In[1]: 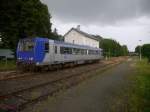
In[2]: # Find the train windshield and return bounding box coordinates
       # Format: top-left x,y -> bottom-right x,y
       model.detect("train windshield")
18,39 -> 35,51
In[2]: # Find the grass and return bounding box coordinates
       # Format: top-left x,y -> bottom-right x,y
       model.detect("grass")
0,60 -> 16,71
108,58 -> 150,112
130,58 -> 150,112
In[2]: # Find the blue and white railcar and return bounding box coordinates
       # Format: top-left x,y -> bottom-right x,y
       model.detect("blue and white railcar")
17,37 -> 103,68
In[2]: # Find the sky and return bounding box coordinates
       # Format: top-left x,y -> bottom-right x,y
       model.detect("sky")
41,0 -> 150,51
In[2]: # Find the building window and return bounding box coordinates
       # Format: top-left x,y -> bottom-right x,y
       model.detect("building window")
73,40 -> 75,44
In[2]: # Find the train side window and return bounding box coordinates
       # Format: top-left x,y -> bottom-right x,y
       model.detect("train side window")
88,50 -> 95,55
69,48 -> 72,54
72,48 -> 76,55
64,47 -> 70,54
84,49 -> 87,55
96,50 -> 99,55
45,43 -> 49,53
55,46 -> 57,54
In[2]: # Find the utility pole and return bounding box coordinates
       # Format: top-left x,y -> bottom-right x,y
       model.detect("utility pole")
139,40 -> 142,61
109,48 -> 111,59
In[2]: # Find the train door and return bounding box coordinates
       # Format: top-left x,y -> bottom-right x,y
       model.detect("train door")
42,40 -> 54,64
48,41 -> 54,63
54,45 -> 61,63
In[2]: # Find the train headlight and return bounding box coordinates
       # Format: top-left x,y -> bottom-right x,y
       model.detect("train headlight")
29,57 -> 33,61
18,57 -> 22,60
36,62 -> 39,65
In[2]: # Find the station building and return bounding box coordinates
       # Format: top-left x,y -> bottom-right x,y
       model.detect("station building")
64,26 -> 100,48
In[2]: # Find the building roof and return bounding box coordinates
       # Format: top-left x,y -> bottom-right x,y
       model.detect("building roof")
0,49 -> 14,58
64,28 -> 101,41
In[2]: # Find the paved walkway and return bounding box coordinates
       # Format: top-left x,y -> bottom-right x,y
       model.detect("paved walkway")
23,58 -> 134,112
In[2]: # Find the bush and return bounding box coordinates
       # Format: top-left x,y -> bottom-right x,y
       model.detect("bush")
0,59 -> 16,71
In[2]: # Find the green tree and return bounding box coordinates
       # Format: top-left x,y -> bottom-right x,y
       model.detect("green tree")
141,44 -> 150,62
0,0 -> 52,51
135,45 -> 140,54
121,45 -> 128,56
51,28 -> 63,41
99,38 -> 128,57
19,0 -> 52,37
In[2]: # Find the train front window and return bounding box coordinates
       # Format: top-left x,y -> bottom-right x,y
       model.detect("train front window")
18,40 -> 34,51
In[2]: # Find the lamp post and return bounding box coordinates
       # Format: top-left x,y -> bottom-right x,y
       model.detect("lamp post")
139,40 -> 142,61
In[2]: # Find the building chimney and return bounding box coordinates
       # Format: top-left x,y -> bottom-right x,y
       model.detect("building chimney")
77,25 -> 80,30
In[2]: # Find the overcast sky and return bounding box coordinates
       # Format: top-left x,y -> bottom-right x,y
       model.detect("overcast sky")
41,0 -> 150,51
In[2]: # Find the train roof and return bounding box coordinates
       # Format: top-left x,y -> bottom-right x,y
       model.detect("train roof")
33,37 -> 102,50
53,39 -> 102,50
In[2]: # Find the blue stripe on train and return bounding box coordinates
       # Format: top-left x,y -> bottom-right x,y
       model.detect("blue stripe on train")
34,37 -> 49,63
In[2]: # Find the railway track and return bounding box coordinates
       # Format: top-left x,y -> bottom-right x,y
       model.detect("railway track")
0,57 -> 123,81
0,71 -> 28,81
0,59 -> 125,112
0,63 -> 99,81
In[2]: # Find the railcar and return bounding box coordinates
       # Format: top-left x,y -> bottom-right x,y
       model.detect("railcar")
17,37 -> 103,71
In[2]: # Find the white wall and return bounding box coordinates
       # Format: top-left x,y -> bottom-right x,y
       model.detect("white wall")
64,30 -> 99,48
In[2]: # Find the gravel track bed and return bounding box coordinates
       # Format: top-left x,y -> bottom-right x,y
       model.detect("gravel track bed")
0,61 -> 114,96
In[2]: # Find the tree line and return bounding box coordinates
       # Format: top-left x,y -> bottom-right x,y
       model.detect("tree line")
135,44 -> 150,62
0,0 -> 128,57
98,37 -> 128,57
